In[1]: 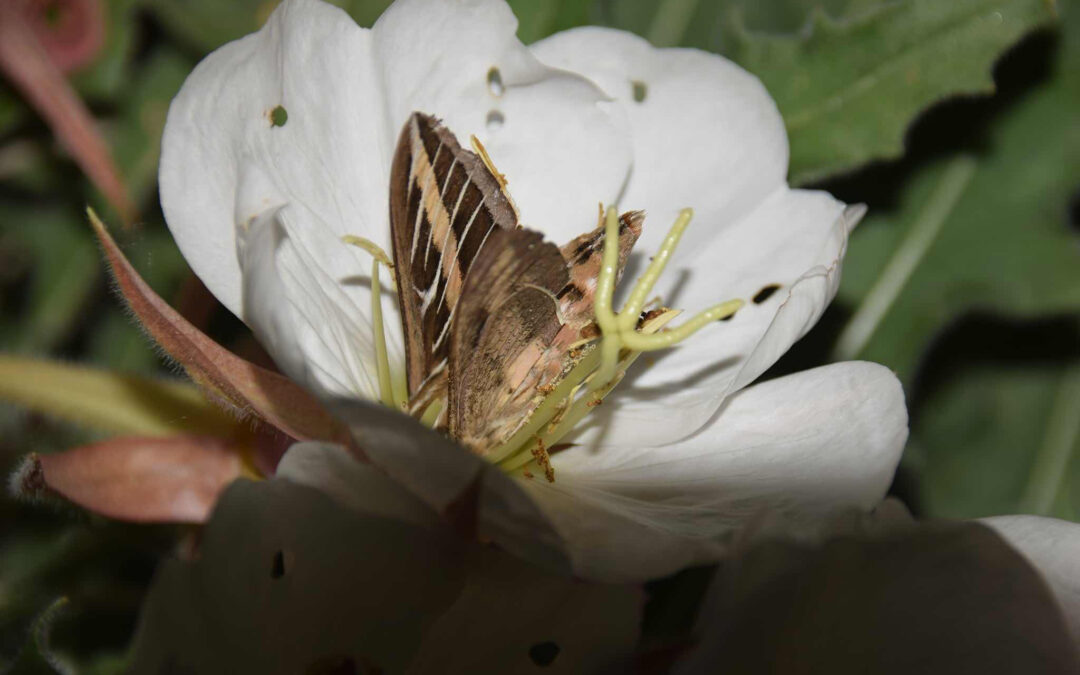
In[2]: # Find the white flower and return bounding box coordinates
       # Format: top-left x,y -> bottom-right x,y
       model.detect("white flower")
159,0 -> 908,580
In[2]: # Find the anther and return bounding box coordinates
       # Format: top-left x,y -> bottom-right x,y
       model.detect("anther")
590,205 -> 744,390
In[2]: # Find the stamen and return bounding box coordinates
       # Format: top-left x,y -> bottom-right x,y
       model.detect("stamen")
342,235 -> 396,408
620,299 -> 742,351
616,208 -> 693,332
530,438 -> 556,483
590,205 -> 744,391
497,310 -> 680,475
590,206 -> 624,391
486,347 -> 603,465
342,235 -> 394,269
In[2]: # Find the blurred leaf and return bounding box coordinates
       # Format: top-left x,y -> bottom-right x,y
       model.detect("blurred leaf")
506,0 -> 595,44
5,598 -> 73,675
0,89 -> 28,138
674,516 -> 1080,673
0,203 -> 99,354
0,0 -> 137,138
914,340 -> 1079,520
141,0 -> 267,53
600,0 -> 887,48
0,4 -> 135,223
730,0 -> 1058,183
834,16 -> 1080,376
67,0 -> 140,100
110,47 -> 193,208
332,0 -> 395,28
0,356 -> 236,438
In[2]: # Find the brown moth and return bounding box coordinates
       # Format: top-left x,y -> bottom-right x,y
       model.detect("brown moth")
389,112 -> 641,455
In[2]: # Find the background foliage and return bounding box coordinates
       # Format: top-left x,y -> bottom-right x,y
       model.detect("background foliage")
0,0 -> 1076,669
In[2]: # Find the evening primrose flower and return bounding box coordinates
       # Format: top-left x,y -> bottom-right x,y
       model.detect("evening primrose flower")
158,0 -> 907,580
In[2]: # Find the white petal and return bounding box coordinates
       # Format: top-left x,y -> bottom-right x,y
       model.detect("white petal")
527,362 -> 907,581
236,204 -> 386,398
531,27 -> 786,257
276,441 -> 439,528
534,27 -> 857,445
983,515 -> 1080,645
161,0 -> 387,319
373,0 -> 631,243
161,0 -> 631,393
572,193 -> 855,448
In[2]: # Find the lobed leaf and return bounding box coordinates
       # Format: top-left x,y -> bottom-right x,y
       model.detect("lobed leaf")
730,0 -> 1059,183
834,18 -> 1080,376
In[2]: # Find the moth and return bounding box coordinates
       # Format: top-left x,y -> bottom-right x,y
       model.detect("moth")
389,112 -> 641,456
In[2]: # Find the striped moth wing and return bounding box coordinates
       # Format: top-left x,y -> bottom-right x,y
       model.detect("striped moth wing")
388,112 -> 519,412
390,112 -> 642,454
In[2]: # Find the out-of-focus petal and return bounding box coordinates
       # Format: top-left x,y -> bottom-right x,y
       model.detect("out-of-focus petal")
984,515 -> 1080,645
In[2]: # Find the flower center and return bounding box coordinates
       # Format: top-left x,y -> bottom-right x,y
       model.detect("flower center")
345,206 -> 743,482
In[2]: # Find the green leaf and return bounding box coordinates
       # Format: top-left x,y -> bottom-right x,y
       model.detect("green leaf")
67,0 -> 140,100
0,202 -> 100,354
601,0 -> 889,49
913,338 -> 1080,520
834,16 -> 1080,377
144,0 -> 395,52
506,0 -> 595,44
109,47 -> 193,207
141,0 -> 267,53
730,0 -> 1059,183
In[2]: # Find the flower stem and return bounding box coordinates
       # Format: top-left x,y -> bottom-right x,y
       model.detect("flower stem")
834,156 -> 976,361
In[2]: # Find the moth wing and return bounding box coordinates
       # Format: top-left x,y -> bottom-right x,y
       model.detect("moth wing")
448,227 -> 570,454
389,112 -> 519,402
